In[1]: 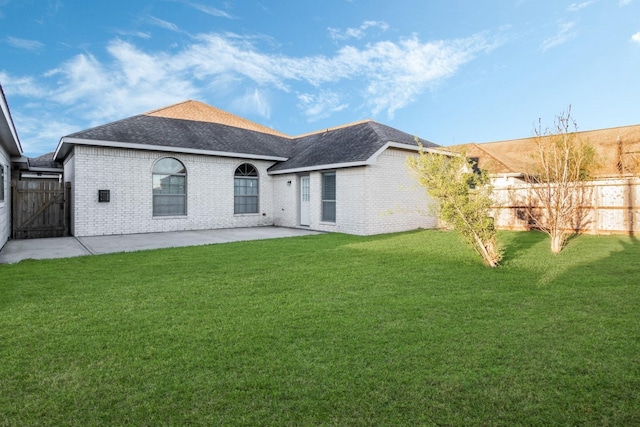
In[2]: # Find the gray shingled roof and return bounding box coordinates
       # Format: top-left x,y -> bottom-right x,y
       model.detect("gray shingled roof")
58,108 -> 439,172
270,121 -> 437,172
29,152 -> 62,169
62,115 -> 294,159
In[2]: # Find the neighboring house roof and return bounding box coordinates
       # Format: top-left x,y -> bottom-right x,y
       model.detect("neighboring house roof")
0,83 -> 23,157
28,152 -> 63,171
450,124 -> 640,178
54,101 -> 441,173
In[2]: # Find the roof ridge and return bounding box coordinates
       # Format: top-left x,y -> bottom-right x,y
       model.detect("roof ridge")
144,100 -> 291,138
293,119 -> 374,138
142,100 -> 197,116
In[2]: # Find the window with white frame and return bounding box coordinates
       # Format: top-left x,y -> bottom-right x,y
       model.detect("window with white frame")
234,163 -> 259,214
321,171 -> 336,222
0,165 -> 5,202
152,158 -> 186,216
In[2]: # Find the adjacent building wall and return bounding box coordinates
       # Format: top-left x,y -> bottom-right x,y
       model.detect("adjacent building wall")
0,149 -> 10,248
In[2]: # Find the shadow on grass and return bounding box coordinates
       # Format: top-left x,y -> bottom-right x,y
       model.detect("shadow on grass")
498,230 -> 548,264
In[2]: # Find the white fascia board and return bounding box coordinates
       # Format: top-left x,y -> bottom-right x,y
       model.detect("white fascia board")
268,142 -> 457,175
365,141 -> 458,165
268,161 -> 369,175
54,137 -> 289,162
0,99 -> 23,156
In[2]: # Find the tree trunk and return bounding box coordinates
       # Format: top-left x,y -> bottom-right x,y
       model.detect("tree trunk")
550,232 -> 565,253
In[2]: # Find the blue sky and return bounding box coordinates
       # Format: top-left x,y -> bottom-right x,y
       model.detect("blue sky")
1,0 -> 639,157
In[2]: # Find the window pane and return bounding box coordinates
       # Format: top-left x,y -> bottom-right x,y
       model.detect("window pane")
322,172 -> 336,222
234,176 -> 259,214
235,163 -> 258,177
153,195 -> 186,216
322,173 -> 336,200
154,175 -> 185,194
153,158 -> 186,175
234,196 -> 258,214
153,158 -> 186,216
0,166 -> 4,201
322,201 -> 336,222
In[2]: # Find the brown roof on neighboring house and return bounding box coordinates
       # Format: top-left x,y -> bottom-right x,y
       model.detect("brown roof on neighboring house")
450,124 -> 640,177
144,100 -> 290,138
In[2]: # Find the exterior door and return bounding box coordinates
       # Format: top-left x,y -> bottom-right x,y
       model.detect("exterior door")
300,175 -> 310,226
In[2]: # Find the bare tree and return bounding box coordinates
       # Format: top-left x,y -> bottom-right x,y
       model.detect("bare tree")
524,107 -> 596,253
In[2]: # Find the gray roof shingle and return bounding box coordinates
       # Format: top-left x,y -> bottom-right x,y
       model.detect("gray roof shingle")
57,102 -> 440,172
63,115 -> 293,159
269,121 -> 438,172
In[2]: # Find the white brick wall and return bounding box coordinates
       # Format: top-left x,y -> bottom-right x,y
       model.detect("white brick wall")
271,148 -> 437,235
362,148 -> 438,235
0,149 -> 10,248
70,146 -> 277,236
68,145 -> 438,237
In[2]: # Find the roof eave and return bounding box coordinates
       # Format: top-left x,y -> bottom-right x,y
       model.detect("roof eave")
268,142 -> 454,175
54,137 -> 289,162
269,161 -> 370,175
0,86 -> 23,156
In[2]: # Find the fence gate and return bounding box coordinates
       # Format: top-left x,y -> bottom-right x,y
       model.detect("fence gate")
12,180 -> 70,239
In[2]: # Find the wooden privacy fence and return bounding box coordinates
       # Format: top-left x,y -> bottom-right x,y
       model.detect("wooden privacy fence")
491,178 -> 640,235
12,180 -> 71,239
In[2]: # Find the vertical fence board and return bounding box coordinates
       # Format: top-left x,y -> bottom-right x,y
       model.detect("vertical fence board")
492,178 -> 640,235
12,180 -> 70,239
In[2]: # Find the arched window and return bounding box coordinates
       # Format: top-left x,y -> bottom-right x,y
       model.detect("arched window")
152,158 -> 186,216
234,163 -> 259,214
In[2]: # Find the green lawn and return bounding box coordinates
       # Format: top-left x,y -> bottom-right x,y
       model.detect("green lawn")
1,230 -> 639,426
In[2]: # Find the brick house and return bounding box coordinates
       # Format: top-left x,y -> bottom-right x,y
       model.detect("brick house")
54,101 -> 447,237
0,84 -> 23,249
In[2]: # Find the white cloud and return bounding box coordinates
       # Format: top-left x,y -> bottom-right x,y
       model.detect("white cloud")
187,2 -> 234,19
632,32 -> 640,43
7,30 -> 499,153
542,21 -> 576,52
6,36 -> 45,51
328,21 -> 389,41
297,91 -> 348,121
619,0 -> 632,6
567,1 -> 596,12
114,30 -> 151,39
146,16 -> 181,32
0,71 -> 47,97
231,88 -> 272,119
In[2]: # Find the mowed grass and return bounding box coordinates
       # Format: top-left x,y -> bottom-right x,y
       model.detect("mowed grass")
1,230 -> 639,426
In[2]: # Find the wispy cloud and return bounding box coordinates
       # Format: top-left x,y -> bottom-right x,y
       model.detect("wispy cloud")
6,36 -> 45,51
632,32 -> 640,43
542,21 -> 576,52
146,16 -> 181,32
0,71 -> 47,97
187,2 -> 234,19
567,1 -> 596,12
114,30 -> 151,39
231,88 -> 271,119
6,30 -> 499,153
619,0 -> 632,6
328,21 -> 389,41
297,90 -> 349,121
